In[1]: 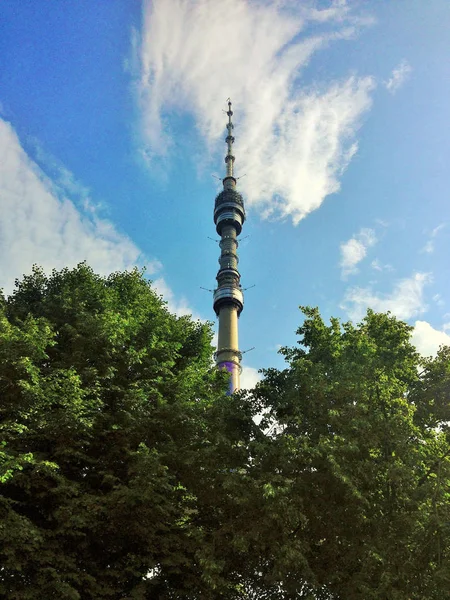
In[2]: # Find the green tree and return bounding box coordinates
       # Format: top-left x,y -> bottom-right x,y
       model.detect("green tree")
0,265 -> 262,599
251,308 -> 450,599
1,267 -> 449,599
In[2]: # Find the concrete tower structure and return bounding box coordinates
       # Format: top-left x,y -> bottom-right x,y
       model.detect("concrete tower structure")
213,100 -> 245,392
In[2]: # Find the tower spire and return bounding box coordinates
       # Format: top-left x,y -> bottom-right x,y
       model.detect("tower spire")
225,98 -> 235,179
213,99 -> 246,393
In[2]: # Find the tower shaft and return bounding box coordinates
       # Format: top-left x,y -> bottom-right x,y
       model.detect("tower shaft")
213,100 -> 245,393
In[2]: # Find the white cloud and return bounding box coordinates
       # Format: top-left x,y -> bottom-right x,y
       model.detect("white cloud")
411,321 -> 450,357
0,117 -> 160,295
339,227 -> 377,278
385,60 -> 412,94
136,0 -> 375,224
342,272 -> 431,321
240,365 -> 262,390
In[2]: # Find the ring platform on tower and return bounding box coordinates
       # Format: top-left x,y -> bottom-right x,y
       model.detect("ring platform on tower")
213,286 -> 244,316
214,188 -> 246,235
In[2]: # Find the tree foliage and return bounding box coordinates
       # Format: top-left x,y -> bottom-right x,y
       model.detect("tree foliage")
1,267 -> 449,599
0,265 -> 262,598
252,308 -> 450,599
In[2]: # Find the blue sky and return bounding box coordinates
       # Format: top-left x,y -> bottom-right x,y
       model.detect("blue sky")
1,0 -> 449,387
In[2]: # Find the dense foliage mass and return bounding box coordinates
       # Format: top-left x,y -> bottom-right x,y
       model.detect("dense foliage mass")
252,308 -> 450,599
0,266 -> 449,599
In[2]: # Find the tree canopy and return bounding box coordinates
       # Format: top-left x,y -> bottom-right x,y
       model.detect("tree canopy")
252,308 -> 450,599
0,266 -> 449,599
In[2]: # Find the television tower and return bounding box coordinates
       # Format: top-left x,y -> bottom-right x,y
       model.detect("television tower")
213,100 -> 245,392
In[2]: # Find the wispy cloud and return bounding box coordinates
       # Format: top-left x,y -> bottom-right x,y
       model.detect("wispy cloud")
431,223 -> 446,236
371,259 -> 393,272
421,222 -> 446,254
385,59 -> 412,94
432,293 -> 445,308
341,272 -> 431,321
0,117 -> 159,294
339,227 -> 377,278
411,321 -> 450,357
136,0 -> 375,224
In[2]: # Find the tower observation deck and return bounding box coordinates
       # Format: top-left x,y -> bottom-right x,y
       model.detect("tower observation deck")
213,100 -> 245,392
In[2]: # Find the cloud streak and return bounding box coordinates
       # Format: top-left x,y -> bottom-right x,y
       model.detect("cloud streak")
136,0 -> 375,224
0,117 -> 159,294
421,222 -> 446,255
